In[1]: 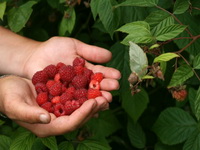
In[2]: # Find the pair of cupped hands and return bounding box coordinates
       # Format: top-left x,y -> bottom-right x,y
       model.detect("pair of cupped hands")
0,37 -> 121,137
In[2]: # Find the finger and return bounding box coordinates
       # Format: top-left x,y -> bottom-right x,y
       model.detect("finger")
100,78 -> 120,91
72,38 -> 112,63
101,91 -> 113,103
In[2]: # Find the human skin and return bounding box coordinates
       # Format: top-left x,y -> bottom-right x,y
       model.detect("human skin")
0,26 -> 121,137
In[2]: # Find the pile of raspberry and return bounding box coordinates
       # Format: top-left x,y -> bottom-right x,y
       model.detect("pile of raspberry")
32,57 -> 103,117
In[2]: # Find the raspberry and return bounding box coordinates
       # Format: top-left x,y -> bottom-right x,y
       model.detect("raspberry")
91,72 -> 103,82
56,62 -> 66,70
51,96 -> 61,104
60,92 -> 73,104
54,103 -> 66,117
74,66 -> 84,75
36,92 -> 48,106
64,100 -> 80,115
46,80 -> 56,91
89,80 -> 100,90
49,82 -> 62,96
87,89 -> 102,99
54,73 -> 61,82
73,57 -> 85,67
77,97 -> 87,105
72,75 -> 88,89
74,89 -> 87,100
43,64 -> 58,78
32,70 -> 48,85
172,89 -> 187,101
35,83 -> 48,93
59,65 -> 75,82
65,87 -> 76,95
41,102 -> 54,113
83,68 -> 93,80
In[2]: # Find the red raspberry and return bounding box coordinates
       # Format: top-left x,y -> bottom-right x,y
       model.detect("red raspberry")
87,89 -> 102,99
51,96 -> 61,104
65,87 -> 76,95
35,83 -> 48,93
54,73 -> 61,82
41,102 -> 54,113
73,57 -> 85,67
60,92 -> 73,104
91,72 -> 103,82
64,100 -> 80,115
43,64 -> 58,78
72,75 -> 88,89
36,92 -> 48,106
49,82 -> 62,96
83,68 -> 93,80
172,90 -> 187,101
59,65 -> 75,82
77,97 -> 87,105
56,62 -> 66,70
89,80 -> 100,90
46,80 -> 56,91
54,103 -> 66,117
74,89 -> 87,100
74,66 -> 84,75
32,70 -> 48,85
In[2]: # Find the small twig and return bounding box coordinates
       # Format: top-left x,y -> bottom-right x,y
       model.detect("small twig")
159,36 -> 194,46
192,7 -> 200,11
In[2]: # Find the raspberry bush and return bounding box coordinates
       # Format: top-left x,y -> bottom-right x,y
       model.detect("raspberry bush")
1,0 -> 200,150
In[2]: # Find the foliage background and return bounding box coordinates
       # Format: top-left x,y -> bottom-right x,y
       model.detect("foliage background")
0,0 -> 200,149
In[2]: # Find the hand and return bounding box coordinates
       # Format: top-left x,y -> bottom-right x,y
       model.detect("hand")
0,75 -> 113,137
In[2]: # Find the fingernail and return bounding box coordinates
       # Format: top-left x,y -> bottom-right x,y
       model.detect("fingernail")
39,114 -> 49,123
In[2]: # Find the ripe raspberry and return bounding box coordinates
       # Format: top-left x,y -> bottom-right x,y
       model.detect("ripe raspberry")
172,90 -> 187,101
56,62 -> 66,70
49,82 -> 62,96
43,64 -> 58,78
77,97 -> 87,105
35,83 -> 48,93
36,92 -> 48,106
73,57 -> 85,67
46,80 -> 56,91
72,75 -> 88,89
54,73 -> 61,82
54,103 -> 66,117
51,96 -> 61,104
59,65 -> 75,82
91,72 -> 103,82
32,70 -> 48,85
65,87 -> 76,95
74,66 -> 84,75
83,68 -> 93,80
89,80 -> 100,90
87,89 -> 102,99
74,89 -> 87,100
41,102 -> 54,113
64,100 -> 80,115
60,92 -> 73,104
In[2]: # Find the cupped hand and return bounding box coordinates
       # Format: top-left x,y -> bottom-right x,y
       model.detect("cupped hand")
0,75 -> 113,137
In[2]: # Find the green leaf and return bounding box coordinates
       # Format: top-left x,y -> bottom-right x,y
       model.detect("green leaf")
31,139 -> 46,150
155,141 -> 182,150
153,107 -> 197,145
168,65 -> 194,88
193,53 -> 200,69
59,8 -> 76,36
188,88 -> 197,116
40,136 -> 58,150
173,0 -> 190,15
127,119 -> 146,149
183,130 -> 200,150
10,131 -> 36,150
155,24 -> 187,41
115,0 -> 159,8
58,141 -> 74,150
129,42 -> 148,78
122,89 -> 149,122
0,135 -> 12,150
7,1 -> 37,32
77,140 -> 111,150
0,1 -> 6,20
153,53 -> 179,63
90,0 -> 100,20
194,87 -> 200,121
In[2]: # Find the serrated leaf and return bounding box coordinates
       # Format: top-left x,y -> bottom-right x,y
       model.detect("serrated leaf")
122,89 -> 149,122
153,107 -> 197,145
7,1 -> 37,32
129,42 -> 148,78
155,141 -> 182,150
58,141 -> 74,150
173,0 -> 190,15
90,0 -> 100,20
77,140 -> 111,150
193,53 -> 200,69
59,8 -> 76,36
183,130 -> 200,150
168,65 -> 194,88
155,24 -> 187,41
194,87 -> 200,121
0,1 -> 6,20
10,131 -> 36,150
188,88 -> 197,116
153,53 -> 179,63
127,119 -> 146,149
0,135 -> 12,150
115,0 -> 158,8
40,136 -> 58,150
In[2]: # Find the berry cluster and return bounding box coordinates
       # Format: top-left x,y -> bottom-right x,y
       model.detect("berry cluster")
32,57 -> 103,117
